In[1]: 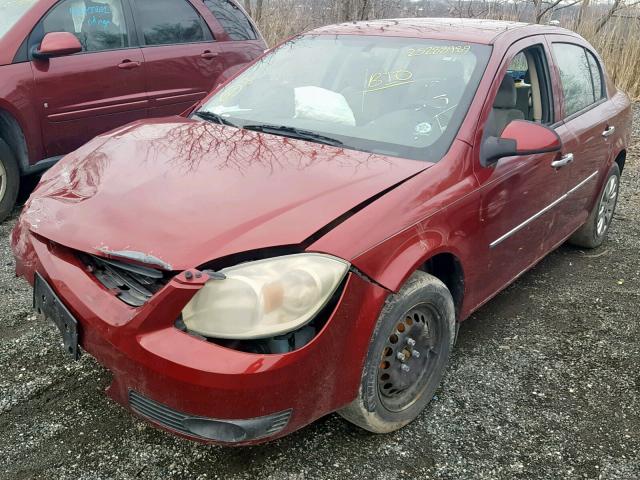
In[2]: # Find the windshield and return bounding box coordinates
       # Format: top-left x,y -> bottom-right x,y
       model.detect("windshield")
198,35 -> 491,161
0,0 -> 38,39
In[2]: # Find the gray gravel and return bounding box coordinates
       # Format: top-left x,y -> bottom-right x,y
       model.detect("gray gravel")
0,107 -> 639,480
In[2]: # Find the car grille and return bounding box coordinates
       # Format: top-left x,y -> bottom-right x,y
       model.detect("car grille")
81,254 -> 169,307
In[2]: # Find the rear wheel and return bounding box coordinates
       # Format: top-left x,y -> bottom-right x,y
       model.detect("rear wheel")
569,164 -> 620,249
338,271 -> 455,433
0,138 -> 20,223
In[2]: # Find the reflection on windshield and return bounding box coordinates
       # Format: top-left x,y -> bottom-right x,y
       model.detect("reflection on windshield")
0,0 -> 38,38
198,35 -> 491,162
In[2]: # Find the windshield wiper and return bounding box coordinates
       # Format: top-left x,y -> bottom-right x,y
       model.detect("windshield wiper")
194,111 -> 238,128
242,124 -> 344,147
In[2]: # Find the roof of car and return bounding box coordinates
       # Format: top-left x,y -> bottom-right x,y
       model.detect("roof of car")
309,17 -> 571,44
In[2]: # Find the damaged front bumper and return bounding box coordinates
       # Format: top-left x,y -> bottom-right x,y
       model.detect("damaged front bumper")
11,222 -> 389,445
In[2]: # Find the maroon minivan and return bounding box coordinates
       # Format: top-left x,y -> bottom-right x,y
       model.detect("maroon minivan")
0,0 -> 266,221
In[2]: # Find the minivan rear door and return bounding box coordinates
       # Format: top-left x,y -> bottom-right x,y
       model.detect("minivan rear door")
130,0 -> 224,117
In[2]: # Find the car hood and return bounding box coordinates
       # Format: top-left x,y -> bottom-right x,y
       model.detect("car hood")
22,118 -> 430,270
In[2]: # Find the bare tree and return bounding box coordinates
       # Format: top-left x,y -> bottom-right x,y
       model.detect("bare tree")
531,0 -> 582,23
593,0 -> 640,33
575,0 -> 590,29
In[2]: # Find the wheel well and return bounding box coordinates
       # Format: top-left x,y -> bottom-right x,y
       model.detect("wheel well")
614,150 -> 626,173
419,253 -> 464,320
0,109 -> 29,173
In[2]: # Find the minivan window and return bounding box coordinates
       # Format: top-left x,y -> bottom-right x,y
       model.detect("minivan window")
552,43 -> 597,117
0,0 -> 38,39
204,0 -> 256,41
134,0 -> 211,46
198,35 -> 491,162
39,0 -> 129,52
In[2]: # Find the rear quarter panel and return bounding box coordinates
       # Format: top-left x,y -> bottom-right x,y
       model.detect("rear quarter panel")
609,89 -> 633,165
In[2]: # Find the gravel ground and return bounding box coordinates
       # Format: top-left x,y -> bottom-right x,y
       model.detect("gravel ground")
1,108 -> 639,480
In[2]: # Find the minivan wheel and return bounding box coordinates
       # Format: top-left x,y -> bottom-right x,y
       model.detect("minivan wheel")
338,271 -> 455,433
569,163 -> 620,249
0,138 -> 20,223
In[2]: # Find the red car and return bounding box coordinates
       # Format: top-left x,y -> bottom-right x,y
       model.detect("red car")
12,18 -> 631,445
0,0 -> 266,221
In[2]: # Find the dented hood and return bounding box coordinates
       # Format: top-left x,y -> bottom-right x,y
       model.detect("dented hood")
22,118 -> 430,270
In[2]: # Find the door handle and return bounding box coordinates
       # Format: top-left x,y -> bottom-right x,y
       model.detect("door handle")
118,60 -> 141,69
551,153 -> 574,169
602,126 -> 616,138
201,50 -> 218,59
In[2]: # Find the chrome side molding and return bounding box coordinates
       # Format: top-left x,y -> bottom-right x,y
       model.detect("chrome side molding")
490,170 -> 599,248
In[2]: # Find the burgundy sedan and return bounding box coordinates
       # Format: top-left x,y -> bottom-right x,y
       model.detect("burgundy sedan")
12,18 -> 631,444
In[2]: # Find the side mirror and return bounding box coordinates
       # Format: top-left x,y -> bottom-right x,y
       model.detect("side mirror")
481,119 -> 562,167
32,32 -> 82,60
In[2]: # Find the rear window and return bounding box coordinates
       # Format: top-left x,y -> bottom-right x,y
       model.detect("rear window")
0,0 -> 38,39
204,0 -> 256,41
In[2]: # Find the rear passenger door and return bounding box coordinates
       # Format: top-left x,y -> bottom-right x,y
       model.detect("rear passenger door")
131,0 -> 224,117
547,38 -> 614,238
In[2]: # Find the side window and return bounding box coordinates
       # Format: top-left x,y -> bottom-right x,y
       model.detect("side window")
586,50 -> 605,100
552,43 -> 597,117
40,0 -> 129,52
204,0 -> 256,41
487,45 -> 552,138
134,0 -> 211,46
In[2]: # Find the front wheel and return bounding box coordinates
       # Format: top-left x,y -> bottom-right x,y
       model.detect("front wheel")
569,163 -> 620,249
0,138 -> 20,223
338,271 -> 455,433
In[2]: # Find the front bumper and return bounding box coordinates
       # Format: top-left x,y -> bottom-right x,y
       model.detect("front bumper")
12,223 -> 389,445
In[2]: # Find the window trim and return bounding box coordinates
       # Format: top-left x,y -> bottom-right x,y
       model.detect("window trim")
550,41 -> 606,122
529,44 -> 555,126
585,49 -> 606,101
26,0 -> 138,58
130,0 -> 215,48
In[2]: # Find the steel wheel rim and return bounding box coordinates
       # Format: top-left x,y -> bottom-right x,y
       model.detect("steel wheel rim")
596,176 -> 618,237
377,304 -> 443,412
0,158 -> 6,202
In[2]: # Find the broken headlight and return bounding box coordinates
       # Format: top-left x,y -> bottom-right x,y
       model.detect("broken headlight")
181,253 -> 350,340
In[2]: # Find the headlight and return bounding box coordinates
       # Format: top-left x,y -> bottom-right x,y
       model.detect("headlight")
181,254 -> 350,339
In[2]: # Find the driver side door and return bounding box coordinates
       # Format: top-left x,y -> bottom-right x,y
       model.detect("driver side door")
472,37 -> 569,300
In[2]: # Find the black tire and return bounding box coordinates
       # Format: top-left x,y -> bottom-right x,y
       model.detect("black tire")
569,163 -> 620,249
0,138 -> 20,223
338,271 -> 455,433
